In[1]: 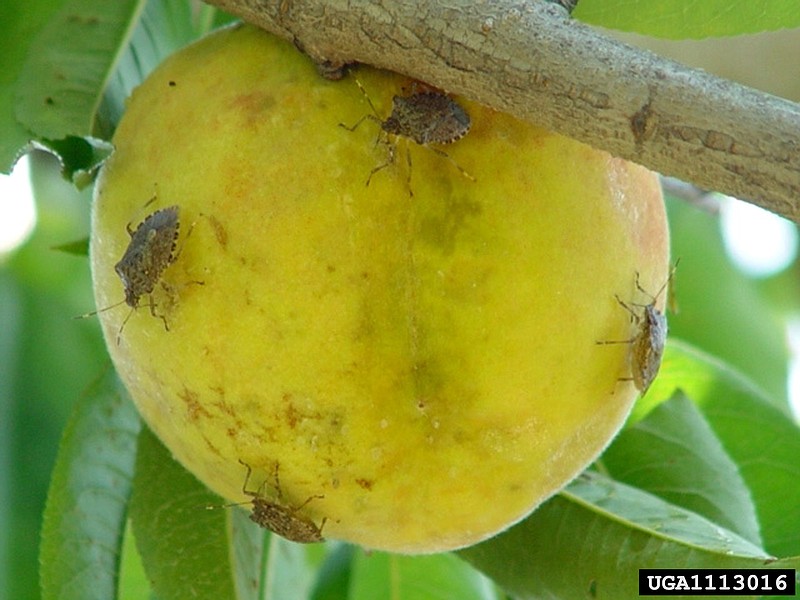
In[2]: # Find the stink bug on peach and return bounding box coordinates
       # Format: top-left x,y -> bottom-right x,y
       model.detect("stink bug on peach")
339,80 -> 474,193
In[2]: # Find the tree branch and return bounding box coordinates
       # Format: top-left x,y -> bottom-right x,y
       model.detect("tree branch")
204,0 -> 800,223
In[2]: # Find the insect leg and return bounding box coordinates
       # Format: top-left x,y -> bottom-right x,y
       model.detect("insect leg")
126,191 -> 159,236
614,294 -> 642,322
238,459 -> 255,495
292,494 -> 325,512
405,145 -> 413,197
365,140 -> 396,187
338,113 -> 381,133
147,294 -> 169,331
173,219 -> 196,262
115,307 -> 136,346
595,337 -> 636,345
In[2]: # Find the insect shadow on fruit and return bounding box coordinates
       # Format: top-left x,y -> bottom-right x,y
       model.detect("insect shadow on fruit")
338,79 -> 475,196
77,193 -> 201,344
596,262 -> 679,394
233,459 -> 327,544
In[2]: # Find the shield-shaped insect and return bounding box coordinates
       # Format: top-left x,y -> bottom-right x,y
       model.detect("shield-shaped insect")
238,460 -> 326,544
597,264 -> 677,394
77,200 -> 190,343
339,80 -> 474,193
115,205 -> 181,312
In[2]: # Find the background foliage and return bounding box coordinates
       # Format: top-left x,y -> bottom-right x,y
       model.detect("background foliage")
2,1 -> 800,599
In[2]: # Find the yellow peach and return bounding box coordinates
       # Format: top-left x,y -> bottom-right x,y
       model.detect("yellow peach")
90,24 -> 669,553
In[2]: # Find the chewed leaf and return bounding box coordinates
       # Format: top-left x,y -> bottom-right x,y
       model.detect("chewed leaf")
31,135 -> 114,187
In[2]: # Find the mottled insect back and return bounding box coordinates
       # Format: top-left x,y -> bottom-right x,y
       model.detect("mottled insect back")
382,91 -> 471,145
339,79 -> 474,191
115,205 -> 180,309
625,302 -> 667,393
78,199 -> 187,344
238,460 -> 326,544
597,266 -> 676,394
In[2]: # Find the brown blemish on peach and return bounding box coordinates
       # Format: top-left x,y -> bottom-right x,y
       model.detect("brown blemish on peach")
212,402 -> 235,417
200,432 -> 221,455
228,92 -> 276,126
207,214 -> 228,249
179,386 -> 211,421
356,478 -> 374,490
284,397 -> 300,429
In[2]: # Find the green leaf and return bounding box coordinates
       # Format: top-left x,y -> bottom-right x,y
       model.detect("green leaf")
1,0 -> 229,174
602,391 -> 762,547
129,425 -> 238,600
101,0 -> 217,136
51,237 -> 90,257
350,551 -> 499,600
263,536 -> 321,599
665,198 -> 789,404
119,521 -> 153,600
39,370 -> 141,600
310,544 -> 356,600
643,340 -> 800,558
31,136 -> 114,189
574,0 -> 800,39
131,426 -> 342,600
14,0 -> 144,140
230,506 -> 268,600
460,472 -> 775,600
0,0 -> 62,173
0,274 -> 17,594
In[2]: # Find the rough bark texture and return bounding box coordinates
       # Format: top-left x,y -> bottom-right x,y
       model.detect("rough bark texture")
204,0 -> 800,222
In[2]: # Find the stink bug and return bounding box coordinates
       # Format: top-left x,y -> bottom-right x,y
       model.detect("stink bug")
115,204 -> 181,316
597,264 -> 677,394
339,80 -> 474,193
78,196 -> 196,343
238,460 -> 326,544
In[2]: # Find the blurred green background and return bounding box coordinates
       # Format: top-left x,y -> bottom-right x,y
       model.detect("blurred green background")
2,25 -> 800,600
1,153 -> 110,599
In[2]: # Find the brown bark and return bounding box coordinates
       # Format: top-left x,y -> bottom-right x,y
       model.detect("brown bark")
205,0 -> 800,222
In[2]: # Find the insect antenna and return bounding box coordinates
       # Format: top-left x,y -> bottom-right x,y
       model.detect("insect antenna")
338,79 -> 383,133
74,300 -> 148,346
74,299 -> 127,320
204,499 -> 252,511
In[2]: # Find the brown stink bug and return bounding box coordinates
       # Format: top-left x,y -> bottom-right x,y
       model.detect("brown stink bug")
597,264 -> 677,394
78,197 -> 195,343
339,79 -> 474,193
238,459 -> 326,544
115,204 -> 181,315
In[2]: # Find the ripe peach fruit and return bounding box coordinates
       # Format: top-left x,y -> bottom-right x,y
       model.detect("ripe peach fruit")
90,24 -> 669,552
